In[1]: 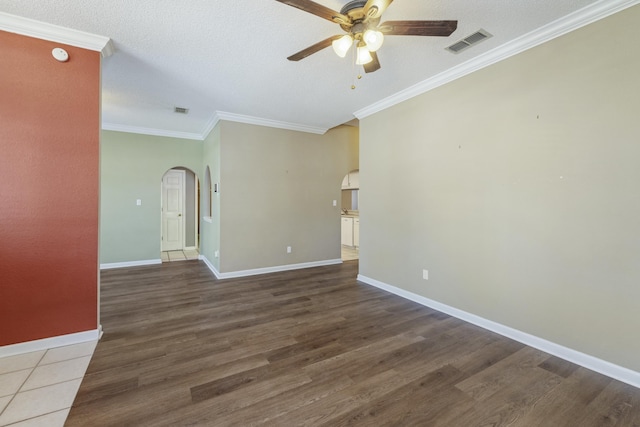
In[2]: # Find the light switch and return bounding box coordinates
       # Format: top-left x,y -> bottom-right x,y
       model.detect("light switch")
332,200 -> 337,206
136,199 -> 142,206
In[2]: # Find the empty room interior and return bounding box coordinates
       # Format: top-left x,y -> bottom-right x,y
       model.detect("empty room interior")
1,0 -> 639,425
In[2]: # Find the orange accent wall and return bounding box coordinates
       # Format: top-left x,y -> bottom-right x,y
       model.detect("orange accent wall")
0,30 -> 100,346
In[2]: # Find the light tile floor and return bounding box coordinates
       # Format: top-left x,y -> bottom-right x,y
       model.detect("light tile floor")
0,341 -> 97,427
342,245 -> 359,261
161,248 -> 200,262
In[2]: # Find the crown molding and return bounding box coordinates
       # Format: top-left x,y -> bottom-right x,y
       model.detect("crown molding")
215,111 -> 328,135
104,111 -> 327,141
354,0 -> 640,119
200,113 -> 221,139
102,122 -> 204,141
101,39 -> 116,58
0,12 -> 114,58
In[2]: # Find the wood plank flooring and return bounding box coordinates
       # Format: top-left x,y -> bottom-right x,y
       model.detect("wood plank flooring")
66,260 -> 640,426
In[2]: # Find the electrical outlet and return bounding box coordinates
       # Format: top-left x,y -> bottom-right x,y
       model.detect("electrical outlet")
287,246 -> 292,253
423,269 -> 429,280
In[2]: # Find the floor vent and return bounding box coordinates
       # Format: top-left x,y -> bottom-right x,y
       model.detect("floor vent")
174,106 -> 189,114
446,29 -> 492,54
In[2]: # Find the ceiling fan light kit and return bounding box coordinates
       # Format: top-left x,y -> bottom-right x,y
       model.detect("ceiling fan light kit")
363,29 -> 384,51
356,43 -> 373,65
332,34 -> 353,57
277,0 -> 458,75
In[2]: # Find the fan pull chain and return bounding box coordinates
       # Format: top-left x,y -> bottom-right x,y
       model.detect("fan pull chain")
351,41 -> 357,90
352,73 -> 362,90
351,41 -> 362,90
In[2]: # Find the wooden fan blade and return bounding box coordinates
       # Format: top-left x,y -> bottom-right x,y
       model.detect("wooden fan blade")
379,20 -> 458,36
363,0 -> 393,20
276,0 -> 350,25
363,51 -> 381,73
287,35 -> 342,61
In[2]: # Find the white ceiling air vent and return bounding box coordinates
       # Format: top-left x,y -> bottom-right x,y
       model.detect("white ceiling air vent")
446,29 -> 492,54
174,106 -> 189,114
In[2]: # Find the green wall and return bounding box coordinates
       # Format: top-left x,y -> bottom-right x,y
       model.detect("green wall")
359,6 -> 640,372
100,131 -> 202,264
200,123 -> 221,271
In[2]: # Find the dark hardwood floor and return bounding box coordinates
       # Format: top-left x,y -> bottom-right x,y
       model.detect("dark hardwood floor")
66,260 -> 640,426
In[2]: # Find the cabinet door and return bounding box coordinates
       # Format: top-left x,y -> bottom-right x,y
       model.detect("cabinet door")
341,217 -> 353,246
349,171 -> 359,189
353,218 -> 360,247
342,174 -> 350,189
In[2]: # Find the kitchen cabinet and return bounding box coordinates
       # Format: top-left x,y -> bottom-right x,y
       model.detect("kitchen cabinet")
341,217 -> 353,246
341,170 -> 359,189
349,171 -> 359,189
341,216 -> 360,247
353,217 -> 360,247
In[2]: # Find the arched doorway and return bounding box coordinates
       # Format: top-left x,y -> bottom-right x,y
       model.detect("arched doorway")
161,167 -> 200,262
341,169 -> 359,261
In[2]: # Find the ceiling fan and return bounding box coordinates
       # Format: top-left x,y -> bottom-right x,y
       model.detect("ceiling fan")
276,0 -> 458,73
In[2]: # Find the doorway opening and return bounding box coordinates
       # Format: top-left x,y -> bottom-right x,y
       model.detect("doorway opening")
160,167 -> 200,262
341,169 -> 359,261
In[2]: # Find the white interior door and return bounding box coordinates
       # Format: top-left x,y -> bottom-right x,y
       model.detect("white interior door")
162,169 -> 185,251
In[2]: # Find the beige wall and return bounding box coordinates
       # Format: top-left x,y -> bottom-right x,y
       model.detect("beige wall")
219,121 -> 359,272
359,6 -> 640,372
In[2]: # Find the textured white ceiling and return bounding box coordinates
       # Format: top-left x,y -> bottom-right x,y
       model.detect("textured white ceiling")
0,0 -> 623,137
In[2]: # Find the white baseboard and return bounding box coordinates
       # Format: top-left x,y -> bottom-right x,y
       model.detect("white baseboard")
100,259 -> 162,270
357,274 -> 640,390
0,328 -> 101,358
199,255 -> 221,279
199,256 -> 342,280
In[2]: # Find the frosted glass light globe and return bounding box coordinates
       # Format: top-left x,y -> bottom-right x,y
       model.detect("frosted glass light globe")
363,30 -> 384,51
332,35 -> 353,58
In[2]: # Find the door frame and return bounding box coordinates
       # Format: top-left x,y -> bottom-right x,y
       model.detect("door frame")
184,176 -> 199,250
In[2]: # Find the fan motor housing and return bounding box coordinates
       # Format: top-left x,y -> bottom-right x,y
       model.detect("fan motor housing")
340,0 -> 367,15
339,0 -> 380,33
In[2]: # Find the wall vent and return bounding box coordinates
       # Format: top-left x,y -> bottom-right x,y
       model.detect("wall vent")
446,29 -> 492,54
174,106 -> 189,114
